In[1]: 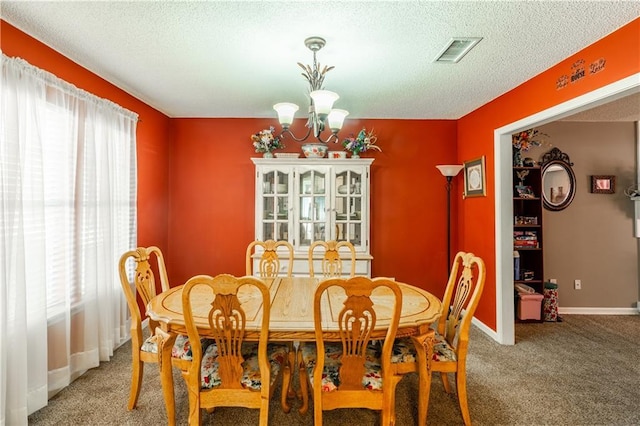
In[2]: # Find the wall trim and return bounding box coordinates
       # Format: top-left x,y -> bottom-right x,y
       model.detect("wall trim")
559,307 -> 640,315
471,316 -> 502,343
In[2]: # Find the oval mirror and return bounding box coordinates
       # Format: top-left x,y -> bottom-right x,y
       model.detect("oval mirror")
541,148 -> 576,211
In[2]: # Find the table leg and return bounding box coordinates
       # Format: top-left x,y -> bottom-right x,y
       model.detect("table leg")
411,329 -> 435,426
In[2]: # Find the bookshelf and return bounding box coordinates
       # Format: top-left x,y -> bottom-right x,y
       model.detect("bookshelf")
513,165 -> 544,322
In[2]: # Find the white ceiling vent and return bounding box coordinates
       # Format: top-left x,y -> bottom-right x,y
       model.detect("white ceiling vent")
434,37 -> 482,63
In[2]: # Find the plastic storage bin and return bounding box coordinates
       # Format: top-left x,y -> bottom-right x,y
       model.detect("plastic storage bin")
517,292 -> 544,320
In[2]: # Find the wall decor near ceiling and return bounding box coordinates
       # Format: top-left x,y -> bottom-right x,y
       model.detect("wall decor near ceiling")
591,175 -> 616,194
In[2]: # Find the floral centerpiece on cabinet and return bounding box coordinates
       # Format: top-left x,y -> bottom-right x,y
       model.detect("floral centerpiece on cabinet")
251,126 -> 285,157
342,128 -> 382,158
512,128 -> 548,166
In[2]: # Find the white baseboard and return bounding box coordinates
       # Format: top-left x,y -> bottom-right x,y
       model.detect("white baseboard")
471,317 -> 504,343
558,307 -> 640,315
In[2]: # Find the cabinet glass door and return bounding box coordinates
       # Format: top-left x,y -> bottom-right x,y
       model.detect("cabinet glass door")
298,169 -> 327,247
261,169 -> 290,241
334,169 -> 363,246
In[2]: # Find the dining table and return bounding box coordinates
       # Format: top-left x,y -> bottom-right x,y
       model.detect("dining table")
146,276 -> 442,425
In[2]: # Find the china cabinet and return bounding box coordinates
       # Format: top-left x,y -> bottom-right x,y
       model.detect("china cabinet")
251,157 -> 373,276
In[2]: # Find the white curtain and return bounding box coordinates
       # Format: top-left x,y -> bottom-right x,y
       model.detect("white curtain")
0,54 -> 137,425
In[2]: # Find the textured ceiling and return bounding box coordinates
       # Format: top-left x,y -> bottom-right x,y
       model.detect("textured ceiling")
1,1 -> 639,119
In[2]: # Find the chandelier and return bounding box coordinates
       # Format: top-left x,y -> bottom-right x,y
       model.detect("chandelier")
273,36 -> 348,144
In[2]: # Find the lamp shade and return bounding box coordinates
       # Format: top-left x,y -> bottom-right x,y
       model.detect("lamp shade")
436,164 -> 464,177
327,109 -> 349,132
273,103 -> 300,126
310,90 -> 339,116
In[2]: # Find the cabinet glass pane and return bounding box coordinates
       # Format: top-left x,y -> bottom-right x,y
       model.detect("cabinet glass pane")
263,222 -> 274,240
277,222 -> 289,241
299,223 -> 313,246
314,197 -> 326,221
275,171 -> 288,194
276,197 -> 288,219
313,173 -> 325,193
347,223 -> 362,246
263,197 -> 274,220
262,171 -> 275,194
300,196 -> 312,221
314,223 -> 326,241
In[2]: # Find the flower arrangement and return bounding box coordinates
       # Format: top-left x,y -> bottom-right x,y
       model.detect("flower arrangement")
342,128 -> 382,156
512,128 -> 549,166
512,128 -> 548,152
251,126 -> 285,153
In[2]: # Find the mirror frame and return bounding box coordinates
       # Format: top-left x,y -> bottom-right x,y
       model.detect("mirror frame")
540,147 -> 576,211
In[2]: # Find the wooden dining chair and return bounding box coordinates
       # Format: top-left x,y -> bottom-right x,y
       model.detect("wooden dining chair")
246,239 -> 294,278
118,247 -> 195,414
178,274 -> 289,425
308,240 -> 356,278
391,251 -> 486,426
297,276 -> 404,424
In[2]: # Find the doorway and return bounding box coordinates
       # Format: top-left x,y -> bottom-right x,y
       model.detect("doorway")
494,73 -> 640,345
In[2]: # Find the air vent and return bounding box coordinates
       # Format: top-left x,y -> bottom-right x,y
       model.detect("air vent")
434,37 -> 482,63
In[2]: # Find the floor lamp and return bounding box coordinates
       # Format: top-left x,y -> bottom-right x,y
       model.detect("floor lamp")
436,164 -> 464,274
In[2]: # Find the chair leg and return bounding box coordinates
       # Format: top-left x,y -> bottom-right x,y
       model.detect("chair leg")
297,350 -> 310,414
456,370 -> 471,426
289,341 -> 298,398
259,397 -> 270,426
441,372 -> 452,393
186,375 -> 201,426
280,348 -> 293,413
127,354 -> 143,410
156,329 -> 178,426
412,330 -> 435,426
383,375 -> 402,426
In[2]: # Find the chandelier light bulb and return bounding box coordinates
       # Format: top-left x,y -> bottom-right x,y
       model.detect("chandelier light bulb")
327,109 -> 349,132
310,90 -> 339,116
273,102 -> 299,127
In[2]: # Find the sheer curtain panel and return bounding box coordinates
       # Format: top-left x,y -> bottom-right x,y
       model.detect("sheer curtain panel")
1,54 -> 137,425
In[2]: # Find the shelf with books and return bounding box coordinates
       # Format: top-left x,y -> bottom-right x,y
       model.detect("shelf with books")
513,164 -> 544,323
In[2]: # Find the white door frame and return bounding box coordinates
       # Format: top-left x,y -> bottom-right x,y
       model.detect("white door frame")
492,73 -> 640,345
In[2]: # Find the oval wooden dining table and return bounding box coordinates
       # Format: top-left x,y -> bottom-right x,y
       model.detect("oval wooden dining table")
147,276 -> 442,425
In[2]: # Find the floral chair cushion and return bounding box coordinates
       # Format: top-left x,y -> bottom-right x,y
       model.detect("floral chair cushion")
300,341 -> 384,392
141,334 -> 198,360
200,342 -> 288,390
390,333 -> 457,364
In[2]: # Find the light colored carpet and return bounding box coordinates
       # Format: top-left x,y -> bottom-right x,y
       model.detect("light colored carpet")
28,315 -> 640,425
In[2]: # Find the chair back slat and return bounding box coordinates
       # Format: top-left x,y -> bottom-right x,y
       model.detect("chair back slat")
308,240 -> 356,277
439,252 -> 486,349
246,240 -> 294,278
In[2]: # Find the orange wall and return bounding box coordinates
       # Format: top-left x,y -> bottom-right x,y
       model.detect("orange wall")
457,18 -> 640,329
167,118 -> 458,297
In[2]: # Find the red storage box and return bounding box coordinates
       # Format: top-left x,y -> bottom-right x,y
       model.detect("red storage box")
517,292 -> 544,320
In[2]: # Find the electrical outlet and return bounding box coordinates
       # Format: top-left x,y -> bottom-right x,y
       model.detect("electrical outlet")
574,279 -> 582,290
